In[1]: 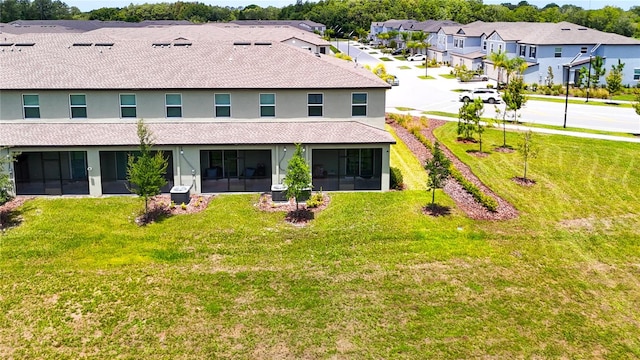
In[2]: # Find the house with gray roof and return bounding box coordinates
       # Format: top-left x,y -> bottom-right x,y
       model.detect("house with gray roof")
442,21 -> 640,86
0,24 -> 394,197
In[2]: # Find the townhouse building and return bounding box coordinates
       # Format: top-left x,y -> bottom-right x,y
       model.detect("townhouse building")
0,24 -> 394,197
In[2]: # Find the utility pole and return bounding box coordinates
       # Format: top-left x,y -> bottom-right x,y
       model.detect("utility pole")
585,43 -> 601,103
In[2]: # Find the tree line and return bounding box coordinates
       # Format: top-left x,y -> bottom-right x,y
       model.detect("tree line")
1,0 -> 639,38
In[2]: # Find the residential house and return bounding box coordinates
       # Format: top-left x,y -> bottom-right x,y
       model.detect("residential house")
230,20 -> 326,34
440,21 -> 640,86
0,24 -> 394,197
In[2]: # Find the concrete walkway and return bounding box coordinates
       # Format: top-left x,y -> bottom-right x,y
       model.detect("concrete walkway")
387,110 -> 640,144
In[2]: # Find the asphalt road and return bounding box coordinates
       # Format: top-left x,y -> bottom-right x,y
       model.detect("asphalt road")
339,41 -> 640,134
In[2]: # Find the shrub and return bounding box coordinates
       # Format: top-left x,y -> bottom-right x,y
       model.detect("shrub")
305,191 -> 324,208
449,165 -> 498,212
181,202 -> 187,210
390,166 -> 404,190
486,84 -> 494,89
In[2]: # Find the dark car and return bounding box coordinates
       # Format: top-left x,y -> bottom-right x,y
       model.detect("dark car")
391,48 -> 406,55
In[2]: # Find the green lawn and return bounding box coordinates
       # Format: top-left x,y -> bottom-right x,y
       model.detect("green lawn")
379,57 -> 392,61
528,95 -> 633,108
1,126 -> 640,358
387,124 -> 428,190
418,75 -> 436,80
421,110 -> 638,138
439,74 -> 456,79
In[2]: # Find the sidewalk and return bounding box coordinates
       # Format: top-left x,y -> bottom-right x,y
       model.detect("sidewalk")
387,109 -> 640,144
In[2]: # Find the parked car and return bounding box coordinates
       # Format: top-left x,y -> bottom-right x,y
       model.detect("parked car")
386,75 -> 399,86
459,73 -> 489,82
391,48 -> 406,55
459,88 -> 502,104
407,54 -> 426,62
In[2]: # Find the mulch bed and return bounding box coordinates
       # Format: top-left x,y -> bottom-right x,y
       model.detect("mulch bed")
387,117 -> 519,220
255,193 -> 330,225
0,196 -> 32,230
136,194 -> 215,225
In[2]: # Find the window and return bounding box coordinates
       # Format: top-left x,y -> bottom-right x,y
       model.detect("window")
498,44 -> 502,52
351,93 -> 367,116
519,45 -> 526,56
120,94 -> 136,118
214,93 -> 231,117
260,93 -> 275,117
529,46 -> 536,58
634,68 -> 640,81
307,93 -> 323,117
581,47 -> 588,54
165,93 -> 182,117
22,94 -> 40,118
490,43 -> 494,53
70,94 -> 87,118
554,47 -> 562,58
483,41 -> 486,50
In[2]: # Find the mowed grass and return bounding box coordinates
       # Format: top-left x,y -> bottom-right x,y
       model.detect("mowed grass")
387,124 -> 428,190
1,129 -> 640,358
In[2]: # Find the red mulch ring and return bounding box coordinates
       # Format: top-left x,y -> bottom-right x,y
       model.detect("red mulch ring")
255,193 -> 330,226
0,196 -> 32,230
387,115 -> 519,221
512,177 -> 536,187
494,146 -> 515,153
135,194 -> 214,225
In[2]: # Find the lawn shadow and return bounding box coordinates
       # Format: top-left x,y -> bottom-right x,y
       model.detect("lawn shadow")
423,203 -> 452,217
466,149 -> 490,157
285,209 -> 314,224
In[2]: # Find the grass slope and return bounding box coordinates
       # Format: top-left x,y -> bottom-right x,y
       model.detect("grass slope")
387,124 -> 428,190
1,129 -> 639,358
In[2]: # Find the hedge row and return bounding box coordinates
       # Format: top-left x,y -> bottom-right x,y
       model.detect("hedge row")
388,112 -> 498,212
449,166 -> 499,212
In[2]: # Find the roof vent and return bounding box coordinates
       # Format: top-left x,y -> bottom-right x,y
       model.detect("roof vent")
561,28 -> 570,31
95,42 -> 114,46
578,28 -> 587,31
174,42 -> 192,46
254,41 -> 272,46
233,41 -> 251,46
152,42 -> 171,47
15,43 -> 35,46
72,43 -> 93,46
0,43 -> 13,46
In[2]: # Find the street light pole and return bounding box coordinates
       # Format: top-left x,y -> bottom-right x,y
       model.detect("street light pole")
347,30 -> 354,58
563,52 -> 582,128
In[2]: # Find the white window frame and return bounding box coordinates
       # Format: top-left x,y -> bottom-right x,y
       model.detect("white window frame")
22,94 -> 40,119
519,45 -> 526,56
214,93 -> 231,118
165,93 -> 182,118
554,47 -> 562,58
119,93 -> 137,118
307,93 -> 323,117
69,94 -> 87,118
351,92 -> 367,117
634,68 -> 640,81
529,46 -> 537,58
482,41 -> 486,50
259,93 -> 276,117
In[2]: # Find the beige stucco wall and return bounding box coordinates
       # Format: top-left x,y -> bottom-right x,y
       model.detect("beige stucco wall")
0,89 -> 387,129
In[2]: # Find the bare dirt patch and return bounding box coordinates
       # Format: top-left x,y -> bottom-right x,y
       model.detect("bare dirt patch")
494,146 -> 515,153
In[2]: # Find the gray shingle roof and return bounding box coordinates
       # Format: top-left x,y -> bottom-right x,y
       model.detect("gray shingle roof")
0,121 -> 395,146
0,30 -> 388,90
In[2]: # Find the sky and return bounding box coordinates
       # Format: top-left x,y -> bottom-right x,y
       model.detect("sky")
65,0 -> 637,12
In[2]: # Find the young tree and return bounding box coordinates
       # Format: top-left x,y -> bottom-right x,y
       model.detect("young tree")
127,119 -> 168,217
0,149 -> 18,206
633,90 -> 640,132
458,97 -> 484,147
425,142 -> 451,206
546,65 -> 554,86
502,75 -> 528,147
517,130 -> 539,181
283,143 -> 311,211
605,59 -> 625,96
590,55 -> 606,88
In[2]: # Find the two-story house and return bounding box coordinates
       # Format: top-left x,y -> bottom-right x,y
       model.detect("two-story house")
0,25 -> 394,197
